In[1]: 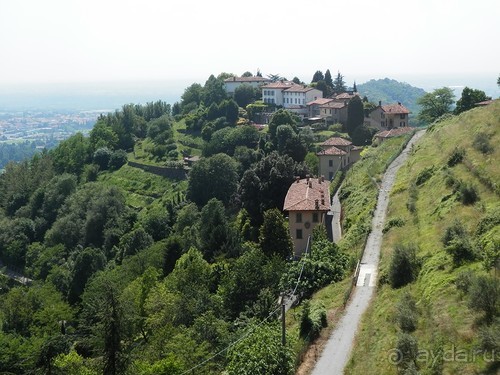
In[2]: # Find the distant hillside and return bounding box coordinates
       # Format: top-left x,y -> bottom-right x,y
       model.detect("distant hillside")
346,101 -> 500,374
357,78 -> 427,117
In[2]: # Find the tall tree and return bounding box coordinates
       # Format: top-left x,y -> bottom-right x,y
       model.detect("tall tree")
268,109 -> 299,142
202,75 -> 227,107
346,95 -> 365,135
234,84 -> 256,108
353,81 -> 357,92
187,153 -> 239,207
315,80 -> 330,98
417,87 -> 455,124
311,70 -> 324,83
454,87 -> 490,114
332,71 -> 347,94
324,69 -> 333,88
199,198 -> 230,261
241,71 -> 253,77
259,208 -> 293,259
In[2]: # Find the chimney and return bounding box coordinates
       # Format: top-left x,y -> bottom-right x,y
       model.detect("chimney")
309,181 -> 312,188
398,101 -> 401,105
318,176 -> 321,184
321,175 -> 324,182
295,176 -> 300,183
306,174 -> 310,183
379,100 -> 382,106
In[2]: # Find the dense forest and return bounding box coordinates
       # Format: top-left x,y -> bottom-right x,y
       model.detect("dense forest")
0,72 -> 359,374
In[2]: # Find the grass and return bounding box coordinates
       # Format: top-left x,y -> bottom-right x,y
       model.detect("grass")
345,101 -> 500,374
98,164 -> 187,209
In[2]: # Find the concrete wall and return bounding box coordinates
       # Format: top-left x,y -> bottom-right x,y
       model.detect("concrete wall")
318,154 -> 343,181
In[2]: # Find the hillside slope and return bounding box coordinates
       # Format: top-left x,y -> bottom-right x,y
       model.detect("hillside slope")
345,101 -> 500,374
357,78 -> 426,117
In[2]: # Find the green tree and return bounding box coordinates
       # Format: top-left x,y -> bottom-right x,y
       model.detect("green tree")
346,95 -> 365,136
226,323 -> 295,375
389,243 -> 420,288
69,247 -> 106,303
332,71 -> 347,94
468,275 -> 499,323
311,70 -> 324,83
187,153 -> 239,207
181,83 -> 203,108
80,271 -> 127,375
268,109 -> 299,142
259,208 -> 293,259
324,69 -> 333,88
454,87 -> 490,114
234,84 -> 256,108
417,87 -> 455,124
199,198 -> 230,261
315,80 -> 330,97
51,133 -> 91,176
351,125 -> 377,146
202,75 -> 227,107
89,121 -> 118,152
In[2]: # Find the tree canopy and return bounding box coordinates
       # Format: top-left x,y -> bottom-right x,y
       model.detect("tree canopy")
417,87 -> 455,124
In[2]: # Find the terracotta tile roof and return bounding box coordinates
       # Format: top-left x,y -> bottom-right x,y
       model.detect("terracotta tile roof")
284,86 -> 317,93
320,102 -> 347,109
321,137 -> 352,147
381,103 -> 410,114
307,98 -> 334,106
283,178 -> 331,212
375,127 -> 414,139
225,76 -> 271,83
334,92 -> 359,100
262,81 -> 297,89
316,146 -> 347,156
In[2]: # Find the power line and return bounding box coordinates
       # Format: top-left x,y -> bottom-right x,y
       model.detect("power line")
180,305 -> 281,375
180,235 -> 313,374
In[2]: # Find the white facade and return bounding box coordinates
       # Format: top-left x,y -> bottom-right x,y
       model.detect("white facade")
262,82 -> 322,115
224,77 -> 271,95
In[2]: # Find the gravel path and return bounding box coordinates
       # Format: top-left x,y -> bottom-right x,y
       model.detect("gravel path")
331,191 -> 342,243
311,130 -> 425,375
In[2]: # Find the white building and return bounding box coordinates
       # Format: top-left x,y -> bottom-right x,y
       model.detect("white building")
224,76 -> 271,95
262,82 -> 323,116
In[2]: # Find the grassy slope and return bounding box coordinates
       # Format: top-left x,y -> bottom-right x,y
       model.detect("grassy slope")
345,101 -> 500,374
288,133 -> 414,371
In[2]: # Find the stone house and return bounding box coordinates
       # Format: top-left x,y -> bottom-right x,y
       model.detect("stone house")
283,176 -> 330,256
316,137 -> 362,180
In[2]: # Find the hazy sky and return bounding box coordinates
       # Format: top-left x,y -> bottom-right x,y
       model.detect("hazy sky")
0,0 -> 499,86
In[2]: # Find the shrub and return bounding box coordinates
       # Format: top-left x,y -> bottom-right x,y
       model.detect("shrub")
455,270 -> 475,294
328,123 -> 343,132
389,243 -> 420,288
478,319 -> 500,354
383,217 -> 406,233
468,275 -> 499,323
473,132 -> 494,154
406,182 -> 418,214
395,292 -> 418,333
442,220 -> 476,266
396,333 -> 419,371
457,181 -> 479,205
415,166 -> 435,185
447,146 -> 465,167
300,300 -> 327,341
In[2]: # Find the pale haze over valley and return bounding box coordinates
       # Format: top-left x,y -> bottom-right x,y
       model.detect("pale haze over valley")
0,0 -> 499,109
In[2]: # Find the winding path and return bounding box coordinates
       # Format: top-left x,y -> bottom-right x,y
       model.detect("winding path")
311,130 -> 425,375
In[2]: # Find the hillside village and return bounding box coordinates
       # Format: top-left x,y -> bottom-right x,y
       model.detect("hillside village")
0,69 -> 498,375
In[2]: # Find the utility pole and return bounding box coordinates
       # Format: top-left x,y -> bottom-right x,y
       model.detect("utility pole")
280,292 -> 286,346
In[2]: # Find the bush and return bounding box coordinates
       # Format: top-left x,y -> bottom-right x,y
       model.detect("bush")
455,270 -> 475,294
415,166 -> 435,185
406,182 -> 418,214
389,243 -> 420,288
108,149 -> 128,170
473,132 -> 494,154
300,300 -> 327,341
447,147 -> 465,167
383,217 -> 406,233
442,220 -> 476,266
396,333 -> 419,371
478,319 -> 500,354
457,181 -> 479,205
395,292 -> 418,333
468,275 -> 499,323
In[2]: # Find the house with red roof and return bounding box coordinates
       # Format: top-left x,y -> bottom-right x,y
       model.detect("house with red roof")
283,176 -> 330,255
365,101 -> 410,130
316,137 -> 362,180
373,127 -> 415,145
261,81 -> 322,117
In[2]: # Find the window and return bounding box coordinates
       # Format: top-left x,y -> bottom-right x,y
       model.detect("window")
329,159 -> 333,167
296,212 -> 302,223
400,114 -> 405,119
312,212 -> 319,223
296,229 -> 303,239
